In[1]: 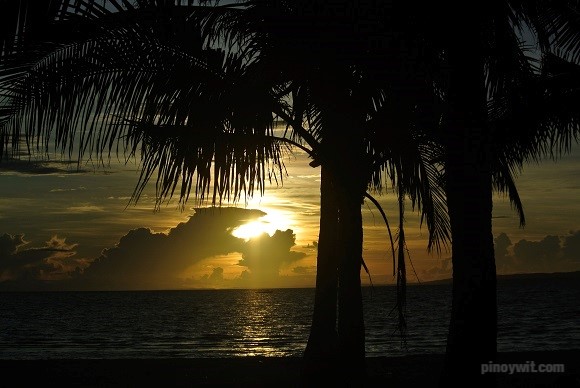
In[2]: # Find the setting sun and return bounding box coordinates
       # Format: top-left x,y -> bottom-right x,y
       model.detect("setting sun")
232,207 -> 294,240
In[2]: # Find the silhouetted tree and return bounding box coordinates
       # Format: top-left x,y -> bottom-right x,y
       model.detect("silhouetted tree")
11,2 -> 580,386
386,3 -> 580,386
0,1 -> 451,385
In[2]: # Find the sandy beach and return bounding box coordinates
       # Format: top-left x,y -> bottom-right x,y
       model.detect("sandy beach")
1,350 -> 579,387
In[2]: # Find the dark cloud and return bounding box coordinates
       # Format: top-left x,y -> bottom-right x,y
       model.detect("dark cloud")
0,234 -> 84,287
494,233 -> 512,258
512,235 -> 561,272
238,229 -> 306,281
190,229 -> 308,289
422,257 -> 452,280
79,207 -> 265,290
496,232 -> 580,273
562,230 -> 580,261
0,233 -> 28,257
0,207 -> 267,290
292,266 -> 315,275
424,231 -> 580,280
191,228 -> 308,288
198,267 -> 225,287
0,206 -> 311,290
495,233 -> 516,273
0,157 -> 91,175
208,267 -> 224,282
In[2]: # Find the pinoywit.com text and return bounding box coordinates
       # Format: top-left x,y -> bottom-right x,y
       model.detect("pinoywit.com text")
481,361 -> 565,375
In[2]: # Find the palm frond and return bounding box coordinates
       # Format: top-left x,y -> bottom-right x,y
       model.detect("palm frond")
1,4 -> 287,206
366,101 -> 451,255
537,0 -> 580,63
484,7 -> 539,101
491,157 -> 526,227
363,192 -> 396,276
489,52 -> 580,168
393,187 -> 407,345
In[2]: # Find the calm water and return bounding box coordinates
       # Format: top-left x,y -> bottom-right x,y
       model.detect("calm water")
1,278 -> 579,359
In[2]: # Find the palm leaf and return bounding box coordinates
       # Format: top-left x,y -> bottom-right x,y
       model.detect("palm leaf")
1,2 -> 287,207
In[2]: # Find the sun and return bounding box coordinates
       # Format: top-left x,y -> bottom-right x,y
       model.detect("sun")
232,208 -> 292,240
232,219 -> 269,239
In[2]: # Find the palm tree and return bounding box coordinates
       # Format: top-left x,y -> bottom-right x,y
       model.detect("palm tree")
0,0 -> 452,383
11,2 -> 580,387
384,3 -> 580,385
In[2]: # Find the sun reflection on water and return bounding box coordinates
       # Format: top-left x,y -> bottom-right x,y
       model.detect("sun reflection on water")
229,289 -> 307,357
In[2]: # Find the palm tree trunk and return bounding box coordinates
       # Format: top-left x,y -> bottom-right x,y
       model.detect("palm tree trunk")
332,114 -> 367,382
306,70 -> 367,384
443,134 -> 497,387
337,185 -> 366,381
303,164 -> 339,381
302,158 -> 366,387
440,16 -> 498,387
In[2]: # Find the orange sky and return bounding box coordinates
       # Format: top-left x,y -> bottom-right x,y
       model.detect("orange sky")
1,139 -> 580,291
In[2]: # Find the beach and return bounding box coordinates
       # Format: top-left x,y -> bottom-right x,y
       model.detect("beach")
1,350 -> 579,387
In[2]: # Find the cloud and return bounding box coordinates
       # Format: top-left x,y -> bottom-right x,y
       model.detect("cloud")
238,229 -> 306,281
27,206 -> 306,290
50,186 -> 87,192
562,230 -> 580,261
0,207 -> 267,290
292,266 -> 315,275
78,207 -> 264,290
512,235 -> 561,272
66,205 -> 106,213
0,233 -> 28,257
75,207 -> 308,290
208,267 -> 224,282
0,233 -> 86,285
494,231 -> 580,274
197,267 -> 225,288
0,157 -> 91,175
421,257 -> 452,281
423,231 -> 580,280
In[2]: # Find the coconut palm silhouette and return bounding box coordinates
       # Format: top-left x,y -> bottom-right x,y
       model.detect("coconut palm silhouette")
2,1 -> 580,387
0,2 -> 450,384
386,4 -> 580,385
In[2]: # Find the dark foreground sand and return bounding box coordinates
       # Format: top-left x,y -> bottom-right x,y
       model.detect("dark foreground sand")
1,350 -> 578,387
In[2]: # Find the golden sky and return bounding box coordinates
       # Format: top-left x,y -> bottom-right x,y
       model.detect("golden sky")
1,141 -> 580,291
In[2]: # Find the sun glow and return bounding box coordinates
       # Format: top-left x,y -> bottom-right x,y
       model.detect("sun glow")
232,207 -> 294,240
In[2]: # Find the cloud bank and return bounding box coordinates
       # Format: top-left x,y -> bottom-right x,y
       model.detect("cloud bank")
0,233 -> 85,286
0,207 -> 307,291
423,230 -> 580,281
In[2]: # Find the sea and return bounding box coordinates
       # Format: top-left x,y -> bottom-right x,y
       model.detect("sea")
1,275 -> 579,360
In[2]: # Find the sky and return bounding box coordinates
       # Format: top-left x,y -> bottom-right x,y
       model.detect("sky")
1,135 -> 580,291
1,3 -> 578,291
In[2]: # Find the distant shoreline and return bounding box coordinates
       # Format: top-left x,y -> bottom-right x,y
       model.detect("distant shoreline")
1,350 -> 579,387
1,270 -> 579,292
418,269 -> 580,286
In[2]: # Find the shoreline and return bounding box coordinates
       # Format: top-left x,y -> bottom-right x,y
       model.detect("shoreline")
1,350 -> 579,387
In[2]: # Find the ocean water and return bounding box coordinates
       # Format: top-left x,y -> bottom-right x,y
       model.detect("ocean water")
1,278 -> 579,360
